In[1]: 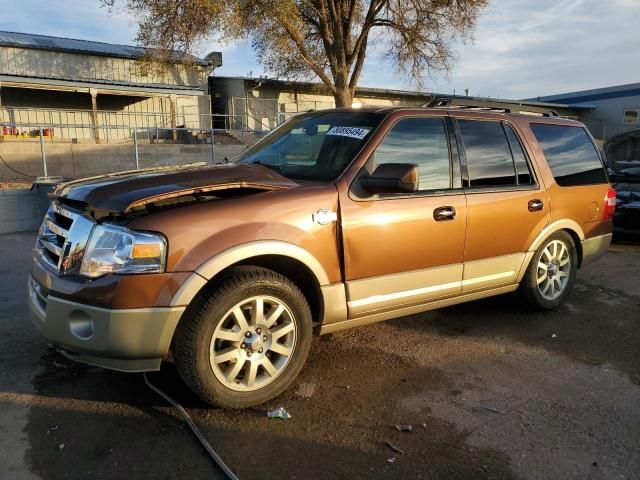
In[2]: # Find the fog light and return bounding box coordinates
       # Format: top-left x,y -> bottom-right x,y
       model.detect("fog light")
69,310 -> 94,340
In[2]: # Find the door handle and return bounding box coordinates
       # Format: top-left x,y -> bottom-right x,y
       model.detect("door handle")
528,199 -> 544,212
433,206 -> 456,221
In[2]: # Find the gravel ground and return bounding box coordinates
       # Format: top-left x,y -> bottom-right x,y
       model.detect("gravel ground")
0,233 -> 638,480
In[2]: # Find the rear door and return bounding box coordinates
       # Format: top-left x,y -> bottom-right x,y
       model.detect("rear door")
453,117 -> 551,292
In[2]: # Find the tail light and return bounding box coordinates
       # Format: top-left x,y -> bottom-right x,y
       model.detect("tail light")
603,188 -> 616,220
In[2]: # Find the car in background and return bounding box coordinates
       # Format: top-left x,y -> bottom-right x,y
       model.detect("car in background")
605,129 -> 640,241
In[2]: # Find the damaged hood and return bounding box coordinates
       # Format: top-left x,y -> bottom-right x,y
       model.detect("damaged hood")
53,163 -> 299,214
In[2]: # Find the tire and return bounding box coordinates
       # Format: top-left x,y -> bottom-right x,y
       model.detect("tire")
519,231 -> 578,311
174,266 -> 313,408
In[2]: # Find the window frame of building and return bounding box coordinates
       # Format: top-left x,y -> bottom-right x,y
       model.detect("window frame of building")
453,118 -> 539,192
623,109 -> 639,125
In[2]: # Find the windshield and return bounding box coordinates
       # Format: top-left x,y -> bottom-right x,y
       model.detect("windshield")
238,111 -> 383,181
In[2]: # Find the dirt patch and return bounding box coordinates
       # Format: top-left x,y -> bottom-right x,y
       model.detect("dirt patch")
1,232 -> 638,480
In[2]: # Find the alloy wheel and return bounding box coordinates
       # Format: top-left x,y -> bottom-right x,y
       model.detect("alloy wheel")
209,295 -> 296,392
536,239 -> 572,301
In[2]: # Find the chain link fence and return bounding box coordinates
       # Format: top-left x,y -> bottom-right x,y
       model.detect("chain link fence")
0,117 -> 270,181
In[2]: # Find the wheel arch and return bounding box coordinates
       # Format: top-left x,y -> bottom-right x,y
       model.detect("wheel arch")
518,220 -> 585,283
528,219 -> 585,252
170,241 -> 333,326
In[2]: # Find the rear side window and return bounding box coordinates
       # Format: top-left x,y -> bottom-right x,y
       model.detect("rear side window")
531,124 -> 607,186
458,120 -> 536,188
458,120 -> 516,187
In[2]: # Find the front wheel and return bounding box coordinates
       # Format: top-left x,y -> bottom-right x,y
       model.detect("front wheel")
519,231 -> 578,311
174,266 -> 312,408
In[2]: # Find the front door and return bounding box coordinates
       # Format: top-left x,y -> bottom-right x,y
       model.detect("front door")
340,115 -> 467,317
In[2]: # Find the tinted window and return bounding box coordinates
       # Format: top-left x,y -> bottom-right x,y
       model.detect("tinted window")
531,124 -> 607,186
458,120 -> 517,187
373,117 -> 451,191
504,125 -> 534,185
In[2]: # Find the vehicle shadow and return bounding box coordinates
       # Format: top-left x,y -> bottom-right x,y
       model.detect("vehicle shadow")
389,281 -> 640,385
23,342 -> 516,480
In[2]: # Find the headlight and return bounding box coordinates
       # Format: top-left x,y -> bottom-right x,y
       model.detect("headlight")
80,224 -> 167,278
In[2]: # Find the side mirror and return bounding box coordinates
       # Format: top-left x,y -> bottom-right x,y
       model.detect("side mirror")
359,163 -> 419,194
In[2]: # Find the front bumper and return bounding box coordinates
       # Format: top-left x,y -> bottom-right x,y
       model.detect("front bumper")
28,275 -> 185,372
612,181 -> 640,237
613,211 -> 640,237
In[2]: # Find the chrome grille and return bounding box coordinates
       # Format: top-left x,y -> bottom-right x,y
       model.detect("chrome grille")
35,202 -> 95,275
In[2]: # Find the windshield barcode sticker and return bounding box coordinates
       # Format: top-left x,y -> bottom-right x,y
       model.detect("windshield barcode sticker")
326,126 -> 370,140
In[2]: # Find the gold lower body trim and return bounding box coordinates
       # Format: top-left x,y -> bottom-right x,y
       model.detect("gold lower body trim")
319,284 -> 518,334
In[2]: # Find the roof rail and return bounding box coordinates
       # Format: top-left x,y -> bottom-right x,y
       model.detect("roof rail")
426,97 -> 559,117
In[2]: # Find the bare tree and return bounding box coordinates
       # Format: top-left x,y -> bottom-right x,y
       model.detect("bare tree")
103,0 -> 488,107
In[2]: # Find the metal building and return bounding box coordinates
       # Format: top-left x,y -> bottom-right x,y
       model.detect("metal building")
532,82 -> 640,141
209,76 -> 588,133
210,76 -> 433,131
0,31 -> 222,142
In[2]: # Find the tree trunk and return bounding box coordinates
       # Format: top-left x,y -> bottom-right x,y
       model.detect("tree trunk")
333,86 -> 353,107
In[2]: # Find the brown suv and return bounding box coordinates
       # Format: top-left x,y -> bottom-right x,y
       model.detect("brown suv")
28,105 -> 615,407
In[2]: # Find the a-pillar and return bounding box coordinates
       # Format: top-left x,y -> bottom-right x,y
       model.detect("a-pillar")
89,88 -> 100,144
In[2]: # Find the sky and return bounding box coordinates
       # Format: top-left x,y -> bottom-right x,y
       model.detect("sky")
1,0 -> 639,99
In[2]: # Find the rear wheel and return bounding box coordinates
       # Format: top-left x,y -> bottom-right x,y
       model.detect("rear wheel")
174,266 -> 312,408
519,231 -> 578,311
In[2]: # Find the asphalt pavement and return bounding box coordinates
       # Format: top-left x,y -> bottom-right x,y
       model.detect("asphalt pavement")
1,232 -> 639,480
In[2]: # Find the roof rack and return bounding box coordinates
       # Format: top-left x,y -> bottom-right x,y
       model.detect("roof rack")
426,97 -> 559,117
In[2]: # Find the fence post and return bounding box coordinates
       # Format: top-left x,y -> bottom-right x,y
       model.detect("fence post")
133,128 -> 140,170
210,128 -> 216,164
39,126 -> 48,177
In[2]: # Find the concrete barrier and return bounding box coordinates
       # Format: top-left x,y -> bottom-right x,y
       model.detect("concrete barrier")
0,189 -> 41,234
0,142 -> 248,180
0,142 -> 252,233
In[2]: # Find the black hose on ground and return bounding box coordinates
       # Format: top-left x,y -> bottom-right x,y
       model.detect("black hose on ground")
143,372 -> 239,480
0,152 -> 36,178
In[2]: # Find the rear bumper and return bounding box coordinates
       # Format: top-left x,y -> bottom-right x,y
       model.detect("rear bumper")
581,233 -> 612,267
28,275 -> 185,372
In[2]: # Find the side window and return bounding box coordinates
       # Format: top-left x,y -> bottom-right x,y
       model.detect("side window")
372,117 -> 451,191
504,124 -> 534,185
530,124 -> 607,186
458,120 -> 517,188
